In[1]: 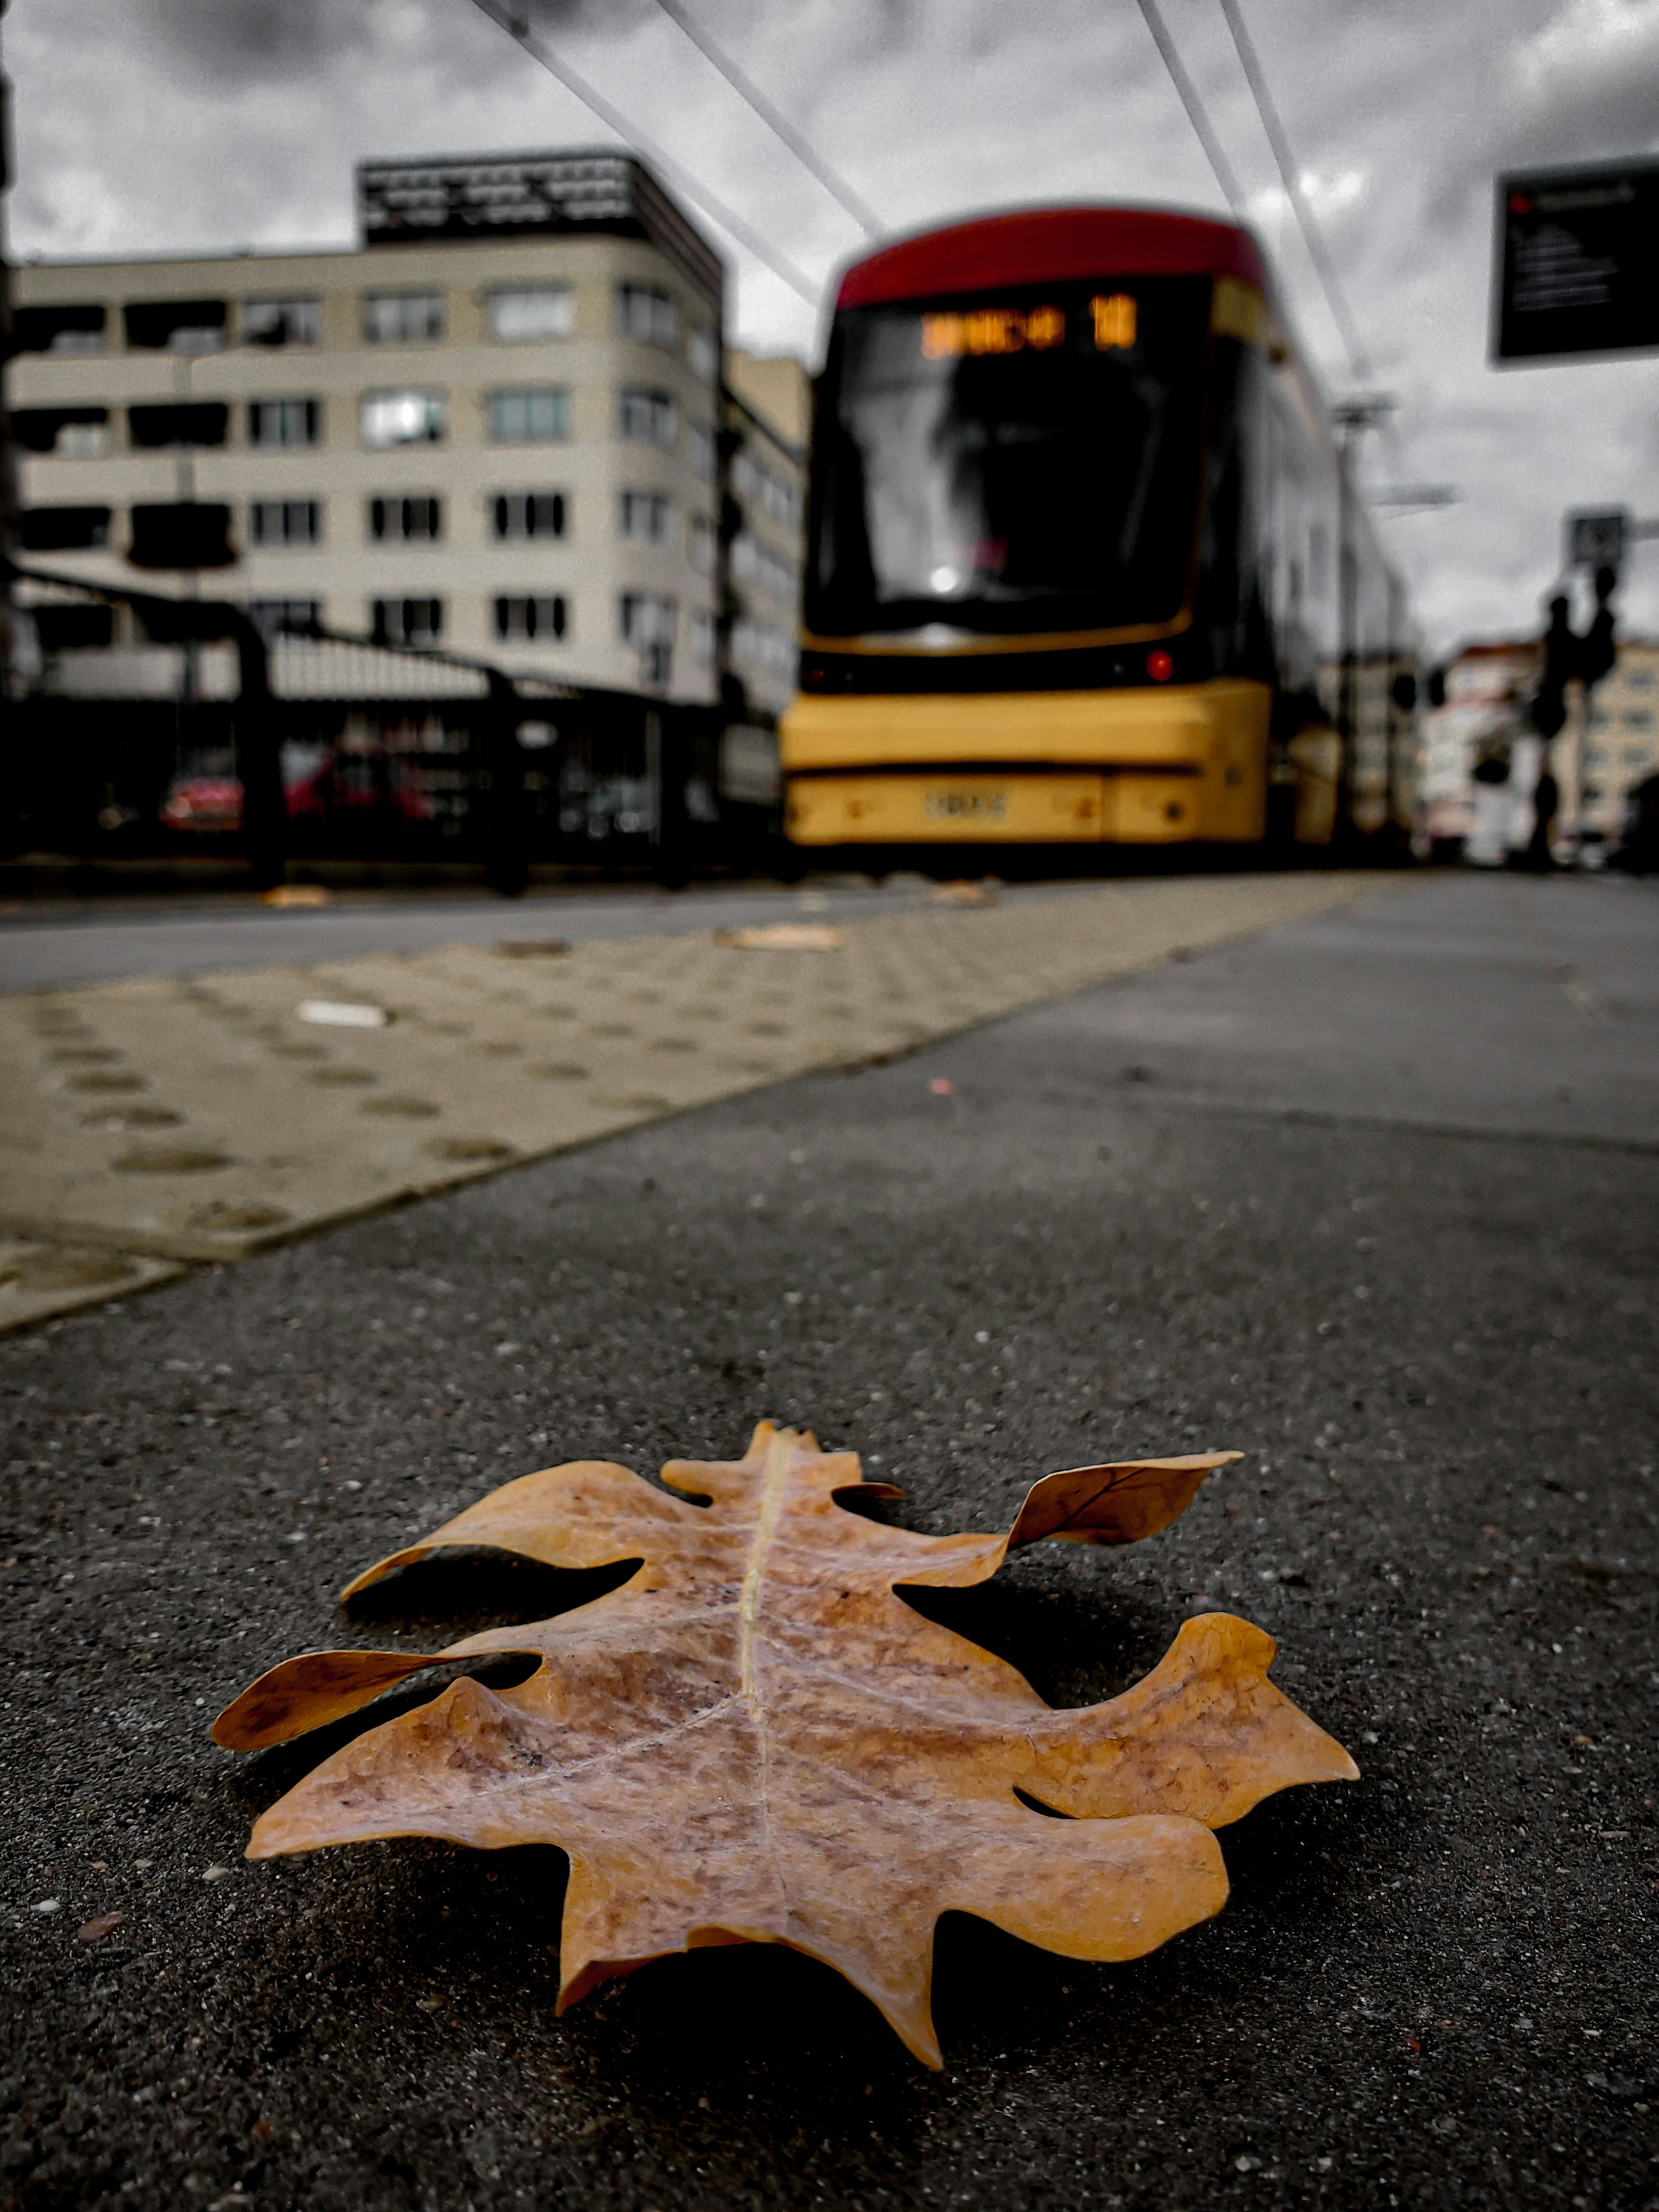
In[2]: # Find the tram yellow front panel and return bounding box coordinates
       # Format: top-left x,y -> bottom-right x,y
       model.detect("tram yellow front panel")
779,680 -> 1271,844
787,773 -> 1107,844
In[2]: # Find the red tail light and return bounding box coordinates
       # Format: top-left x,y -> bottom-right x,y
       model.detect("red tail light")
1146,649 -> 1173,682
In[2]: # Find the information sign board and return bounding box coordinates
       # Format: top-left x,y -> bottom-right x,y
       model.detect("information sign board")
1493,158 -> 1659,363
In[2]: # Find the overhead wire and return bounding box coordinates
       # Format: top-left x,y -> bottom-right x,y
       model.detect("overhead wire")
646,0 -> 883,240
462,0 -> 822,306
1127,0 -> 1250,224
1213,0 -> 1371,381
1131,0 -> 1406,482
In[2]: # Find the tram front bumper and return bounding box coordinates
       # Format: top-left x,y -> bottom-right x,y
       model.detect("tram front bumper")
778,681 -> 1272,845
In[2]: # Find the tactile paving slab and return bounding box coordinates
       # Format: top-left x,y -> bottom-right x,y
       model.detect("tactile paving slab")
0,874 -> 1382,1322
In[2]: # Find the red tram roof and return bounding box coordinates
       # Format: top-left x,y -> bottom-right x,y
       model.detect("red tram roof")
835,205 -> 1268,310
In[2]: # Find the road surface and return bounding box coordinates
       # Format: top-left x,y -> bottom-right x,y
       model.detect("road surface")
2,869 -> 1654,2210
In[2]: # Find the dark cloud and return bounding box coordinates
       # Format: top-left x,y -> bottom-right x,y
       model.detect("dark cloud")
124,0 -> 381,88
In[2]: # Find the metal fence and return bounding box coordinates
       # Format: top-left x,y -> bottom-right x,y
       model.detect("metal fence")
2,568 -> 777,891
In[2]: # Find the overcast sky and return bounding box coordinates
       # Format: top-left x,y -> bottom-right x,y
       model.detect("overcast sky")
7,0 -> 1658,655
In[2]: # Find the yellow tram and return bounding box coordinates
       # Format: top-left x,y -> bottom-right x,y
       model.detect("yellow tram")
779,205 -> 1414,860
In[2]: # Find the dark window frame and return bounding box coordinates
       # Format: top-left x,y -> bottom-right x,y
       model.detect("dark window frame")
242,298 -> 321,348
247,397 -> 323,450
368,494 -> 444,544
493,594 -> 568,642
11,407 -> 110,456
127,402 -> 230,452
18,506 -> 113,553
123,299 -> 227,351
371,596 -> 445,647
491,491 -> 568,541
13,303 -> 107,355
249,499 -> 323,548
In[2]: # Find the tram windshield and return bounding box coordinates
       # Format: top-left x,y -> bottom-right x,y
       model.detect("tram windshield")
805,274 -> 1213,639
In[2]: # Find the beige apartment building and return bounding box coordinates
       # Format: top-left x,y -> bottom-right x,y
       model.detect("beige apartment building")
1579,639 -> 1659,840
11,152 -> 741,708
722,348 -> 807,716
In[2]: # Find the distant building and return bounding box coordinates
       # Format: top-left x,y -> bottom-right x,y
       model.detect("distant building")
12,150 -> 725,706
715,348 -> 808,809
1578,638 -> 1659,843
1417,640 -> 1538,851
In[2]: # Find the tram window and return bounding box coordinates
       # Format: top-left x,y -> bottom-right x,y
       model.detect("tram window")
807,274 -> 1210,636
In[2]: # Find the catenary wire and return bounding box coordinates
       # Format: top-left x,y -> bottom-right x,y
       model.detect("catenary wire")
462,0 -> 822,306
1128,0 -> 1250,223
647,0 -> 884,240
1213,0 -> 1371,380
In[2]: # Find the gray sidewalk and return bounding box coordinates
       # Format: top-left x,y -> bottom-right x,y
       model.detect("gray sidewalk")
2,871 -> 1655,2210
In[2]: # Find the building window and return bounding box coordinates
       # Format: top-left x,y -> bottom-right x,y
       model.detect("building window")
619,593 -> 676,684
372,597 -> 444,646
689,513 -> 716,575
31,603 -> 115,652
128,403 -> 229,451
250,499 -> 322,547
733,617 -> 794,679
732,532 -> 798,602
124,299 -> 226,352
732,448 -> 799,525
617,285 -> 678,346
494,596 -> 568,641
619,593 -> 676,645
618,388 -> 677,449
363,292 -> 444,343
689,326 -> 719,382
361,390 -> 446,448
487,388 -> 569,443
243,298 -> 320,348
247,599 -> 321,642
618,490 -> 672,543
14,304 -> 105,355
688,609 -> 715,665
129,503 -> 234,570
488,287 -> 574,341
369,495 -> 443,544
1625,709 -> 1653,729
491,491 -> 567,541
12,407 -> 110,458
248,397 -> 322,449
688,422 -> 716,481
18,506 -> 112,553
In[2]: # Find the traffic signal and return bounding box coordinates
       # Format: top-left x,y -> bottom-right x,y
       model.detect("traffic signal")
1580,564 -> 1618,689
1529,593 -> 1576,740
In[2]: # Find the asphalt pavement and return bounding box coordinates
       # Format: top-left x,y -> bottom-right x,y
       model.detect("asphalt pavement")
2,868 -> 1655,2211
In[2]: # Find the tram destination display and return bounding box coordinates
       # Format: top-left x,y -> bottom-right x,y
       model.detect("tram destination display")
1493,156 -> 1659,364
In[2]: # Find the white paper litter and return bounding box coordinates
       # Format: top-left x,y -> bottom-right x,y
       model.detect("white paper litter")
295,999 -> 389,1028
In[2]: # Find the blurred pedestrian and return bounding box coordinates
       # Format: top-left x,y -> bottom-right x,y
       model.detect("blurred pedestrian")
1467,738 -> 1512,866
1522,758 -> 1559,872
1611,771 -> 1659,877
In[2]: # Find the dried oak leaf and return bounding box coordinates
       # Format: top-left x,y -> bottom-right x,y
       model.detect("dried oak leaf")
214,1423 -> 1356,2067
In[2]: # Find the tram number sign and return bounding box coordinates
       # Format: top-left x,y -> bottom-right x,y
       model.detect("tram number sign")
1493,157 -> 1659,363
